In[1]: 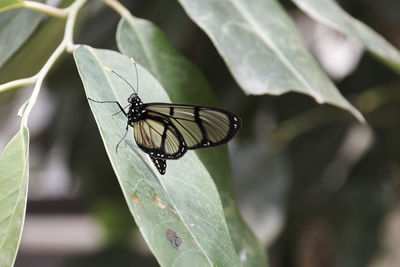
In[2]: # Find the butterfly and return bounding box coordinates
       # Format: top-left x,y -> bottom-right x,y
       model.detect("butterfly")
89,59 -> 242,175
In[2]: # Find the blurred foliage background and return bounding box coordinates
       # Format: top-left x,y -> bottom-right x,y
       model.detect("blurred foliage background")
1,0 -> 400,266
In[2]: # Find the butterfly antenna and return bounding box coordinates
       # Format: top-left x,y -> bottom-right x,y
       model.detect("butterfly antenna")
104,66 -> 137,93
130,58 -> 139,94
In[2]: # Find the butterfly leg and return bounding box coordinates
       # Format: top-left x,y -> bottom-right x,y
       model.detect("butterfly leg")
87,97 -> 128,117
115,122 -> 129,153
88,98 -> 131,153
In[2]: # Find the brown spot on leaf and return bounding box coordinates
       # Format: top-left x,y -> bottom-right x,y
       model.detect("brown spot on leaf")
131,194 -> 141,219
169,205 -> 178,215
153,195 -> 166,209
132,194 -> 140,204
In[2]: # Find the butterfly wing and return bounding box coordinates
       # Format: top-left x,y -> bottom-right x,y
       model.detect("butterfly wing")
143,103 -> 242,149
133,103 -> 241,175
133,116 -> 187,160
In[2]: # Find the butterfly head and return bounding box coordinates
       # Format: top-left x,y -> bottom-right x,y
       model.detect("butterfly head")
127,93 -> 143,106
127,93 -> 137,103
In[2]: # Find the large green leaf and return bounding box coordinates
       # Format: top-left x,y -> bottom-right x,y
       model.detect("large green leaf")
0,0 -> 45,69
293,0 -> 400,74
74,46 -> 242,267
0,0 -> 23,12
0,126 -> 29,266
116,17 -> 267,266
176,0 -> 364,122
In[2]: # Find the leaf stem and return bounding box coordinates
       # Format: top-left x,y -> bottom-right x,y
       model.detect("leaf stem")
20,42 -> 65,126
0,76 -> 38,93
64,0 -> 86,52
23,1 -> 69,18
16,0 -> 88,126
101,0 -> 131,18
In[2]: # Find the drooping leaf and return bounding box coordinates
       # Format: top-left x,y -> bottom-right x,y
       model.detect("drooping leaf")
0,0 -> 45,69
116,17 -> 267,266
176,0 -> 364,122
0,0 -> 23,12
0,126 -> 29,266
73,46 -> 242,267
293,0 -> 400,74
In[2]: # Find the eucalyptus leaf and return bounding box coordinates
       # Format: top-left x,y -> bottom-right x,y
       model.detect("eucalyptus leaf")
0,0 -> 45,69
293,0 -> 400,74
0,0 -> 23,12
117,17 -> 267,266
73,46 -> 242,267
176,0 -> 364,122
0,126 -> 29,266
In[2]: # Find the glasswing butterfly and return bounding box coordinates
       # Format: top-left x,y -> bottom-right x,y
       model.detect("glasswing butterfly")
89,59 -> 242,175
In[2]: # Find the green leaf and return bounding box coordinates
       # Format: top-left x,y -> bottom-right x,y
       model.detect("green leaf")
176,0 -> 364,122
0,0 -> 45,69
293,0 -> 400,74
73,46 -> 242,267
0,0 -> 23,12
0,126 -> 29,266
116,17 -> 267,266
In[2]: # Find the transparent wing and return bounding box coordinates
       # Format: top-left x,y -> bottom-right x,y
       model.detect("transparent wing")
133,118 -> 187,160
143,103 -> 242,149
